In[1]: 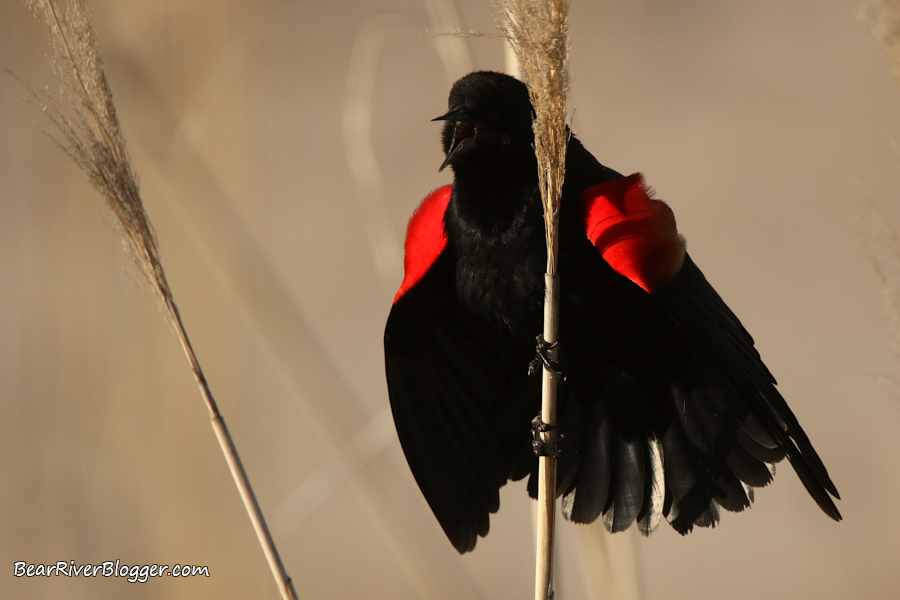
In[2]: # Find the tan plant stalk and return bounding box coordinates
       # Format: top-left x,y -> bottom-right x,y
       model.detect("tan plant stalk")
498,1 -> 570,599
25,1 -> 298,599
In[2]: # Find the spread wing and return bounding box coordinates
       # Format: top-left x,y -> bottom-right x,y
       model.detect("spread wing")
652,254 -> 841,526
385,189 -> 538,553
563,173 -> 840,533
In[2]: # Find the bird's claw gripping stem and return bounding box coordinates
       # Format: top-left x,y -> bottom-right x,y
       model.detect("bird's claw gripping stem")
528,334 -> 564,377
532,413 -> 561,458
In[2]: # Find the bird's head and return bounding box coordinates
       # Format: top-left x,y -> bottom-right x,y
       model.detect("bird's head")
434,71 -> 535,173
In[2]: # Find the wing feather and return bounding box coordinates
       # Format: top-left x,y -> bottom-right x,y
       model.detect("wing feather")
566,173 -> 840,536
653,254 -> 840,522
385,252 -> 526,553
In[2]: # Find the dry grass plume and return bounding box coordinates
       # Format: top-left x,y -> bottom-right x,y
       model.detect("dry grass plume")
861,0 -> 900,86
27,0 -> 167,301
23,1 -> 298,599
498,0 -> 570,271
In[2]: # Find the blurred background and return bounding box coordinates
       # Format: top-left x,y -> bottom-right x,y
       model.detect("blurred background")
2,0 -> 899,598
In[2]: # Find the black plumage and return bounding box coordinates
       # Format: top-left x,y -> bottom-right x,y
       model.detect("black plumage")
384,70 -> 840,553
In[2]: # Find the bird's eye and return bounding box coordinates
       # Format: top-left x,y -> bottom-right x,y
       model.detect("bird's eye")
455,122 -> 474,141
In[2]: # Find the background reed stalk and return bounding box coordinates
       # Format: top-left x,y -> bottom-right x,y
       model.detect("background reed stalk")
25,1 -> 298,598
860,1 -> 900,382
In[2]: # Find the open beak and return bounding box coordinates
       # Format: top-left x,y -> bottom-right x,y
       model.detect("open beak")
433,107 -> 477,172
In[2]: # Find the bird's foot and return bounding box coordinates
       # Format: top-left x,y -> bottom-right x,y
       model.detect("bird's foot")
532,413 -> 562,458
527,334 -> 565,378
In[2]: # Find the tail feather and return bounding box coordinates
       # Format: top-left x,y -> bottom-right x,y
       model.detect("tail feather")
710,463 -> 753,513
637,439 -> 665,535
725,442 -> 775,488
736,426 -> 787,463
562,410 -> 613,523
602,437 -> 645,532
661,423 -> 718,532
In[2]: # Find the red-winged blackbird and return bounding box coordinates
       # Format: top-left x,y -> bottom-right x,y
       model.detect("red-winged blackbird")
384,71 -> 840,554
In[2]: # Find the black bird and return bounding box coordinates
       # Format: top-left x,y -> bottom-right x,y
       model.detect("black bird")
384,71 -> 840,553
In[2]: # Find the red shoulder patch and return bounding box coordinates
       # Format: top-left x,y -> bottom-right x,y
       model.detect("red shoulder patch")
583,173 -> 686,293
393,185 -> 453,304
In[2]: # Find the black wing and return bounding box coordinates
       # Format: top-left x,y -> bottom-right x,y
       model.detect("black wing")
650,254 -> 841,526
384,251 -> 539,553
561,252 -> 841,533
556,144 -> 841,533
